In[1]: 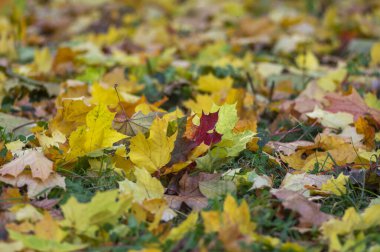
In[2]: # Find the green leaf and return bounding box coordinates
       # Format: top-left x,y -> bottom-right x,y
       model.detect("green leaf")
8,230 -> 87,252
199,179 -> 236,198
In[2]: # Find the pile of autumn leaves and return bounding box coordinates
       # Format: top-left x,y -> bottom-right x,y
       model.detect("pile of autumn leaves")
2,68 -> 380,251
0,85 -> 272,251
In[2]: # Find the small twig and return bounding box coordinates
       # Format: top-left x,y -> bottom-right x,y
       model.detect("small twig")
12,121 -> 36,133
268,81 -> 275,103
246,72 -> 258,110
270,128 -> 303,137
246,72 -> 256,94
114,84 -> 128,119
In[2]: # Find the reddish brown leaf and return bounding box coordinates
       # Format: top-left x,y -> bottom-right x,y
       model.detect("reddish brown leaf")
194,112 -> 222,145
271,189 -> 332,228
325,89 -> 380,125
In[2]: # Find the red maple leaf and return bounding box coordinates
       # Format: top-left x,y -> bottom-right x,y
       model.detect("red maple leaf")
194,112 -> 222,145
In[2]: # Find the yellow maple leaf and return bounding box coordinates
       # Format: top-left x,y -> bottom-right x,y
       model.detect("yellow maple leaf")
32,47 -> 52,74
321,204 -> 380,251
370,42 -> 380,66
317,68 -> 347,92
201,195 -> 256,251
364,93 -> 380,110
129,117 -> 176,173
202,194 -> 255,235
36,130 -> 66,149
50,98 -> 94,136
197,73 -> 233,93
35,212 -> 66,242
60,189 -> 131,238
321,173 -> 348,196
183,94 -> 215,116
67,104 -> 126,160
5,140 -> 25,152
165,212 -> 198,242
119,167 -> 164,203
92,82 -> 140,106
295,50 -> 319,71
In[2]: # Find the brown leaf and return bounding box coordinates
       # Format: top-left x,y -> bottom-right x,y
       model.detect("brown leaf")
271,189 -> 332,228
165,172 -> 219,211
325,89 -> 380,125
31,198 -> 60,210
0,150 -> 53,181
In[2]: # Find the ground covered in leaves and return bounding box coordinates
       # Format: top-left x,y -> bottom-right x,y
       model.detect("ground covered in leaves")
1,0 -> 380,251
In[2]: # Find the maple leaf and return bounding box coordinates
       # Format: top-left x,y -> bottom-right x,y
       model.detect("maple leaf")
36,130 -> 66,149
0,150 -> 53,181
50,98 -> 94,136
165,172 -> 218,211
306,106 -> 353,129
129,117 -> 176,173
165,212 -> 198,242
267,140 -> 315,156
60,189 -> 132,238
197,73 -> 233,93
6,211 -> 74,251
0,173 -> 65,198
167,117 -> 197,165
113,111 -> 160,137
194,112 -> 222,145
370,42 -> 380,66
119,168 -> 164,203
184,94 -> 215,116
201,195 -> 256,251
280,173 -> 331,197
295,50 -> 319,70
101,67 -> 143,94
325,89 -> 380,125
8,229 -> 86,252
271,189 -> 332,228
317,68 -> 347,92
66,104 -> 127,160
195,104 -> 255,171
321,205 -> 380,251
321,173 -> 349,196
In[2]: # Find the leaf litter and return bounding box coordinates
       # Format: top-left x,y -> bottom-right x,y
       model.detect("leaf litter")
0,0 -> 380,251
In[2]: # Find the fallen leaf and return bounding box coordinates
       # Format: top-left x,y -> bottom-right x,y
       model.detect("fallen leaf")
271,189 -> 332,228
306,106 -> 353,129
194,111 -> 222,145
325,89 -> 380,125
67,104 -> 126,160
60,189 -> 131,237
36,130 -> 66,149
321,205 -> 380,251
113,111 -> 160,137
129,117 -> 176,173
165,172 -> 217,211
321,173 -> 349,196
119,168 -> 164,203
267,140 -> 315,156
295,51 -> 319,71
197,73 -> 233,93
165,212 -> 198,242
0,150 -> 53,181
280,173 -> 331,197
199,179 -> 236,199
0,173 -> 65,198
